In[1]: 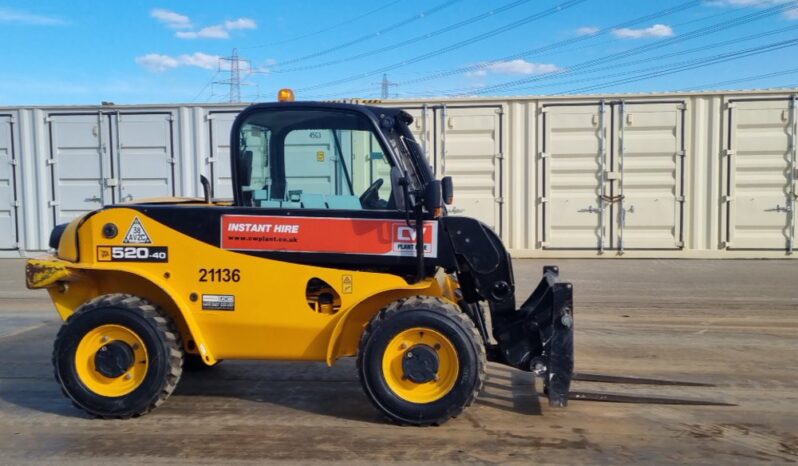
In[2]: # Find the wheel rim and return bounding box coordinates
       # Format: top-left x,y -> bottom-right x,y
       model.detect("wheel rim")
75,324 -> 149,397
381,327 -> 460,404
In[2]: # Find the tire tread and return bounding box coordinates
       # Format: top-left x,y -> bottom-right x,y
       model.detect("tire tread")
52,293 -> 184,419
356,295 -> 486,426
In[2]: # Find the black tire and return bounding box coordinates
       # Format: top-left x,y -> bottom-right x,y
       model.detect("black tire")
52,294 -> 183,418
357,296 -> 486,426
183,353 -> 222,371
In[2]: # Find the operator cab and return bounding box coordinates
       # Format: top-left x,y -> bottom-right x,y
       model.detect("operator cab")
232,101 -> 438,214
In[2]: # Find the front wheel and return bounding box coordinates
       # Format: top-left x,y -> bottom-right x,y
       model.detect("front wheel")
357,296 -> 486,426
52,294 -> 183,418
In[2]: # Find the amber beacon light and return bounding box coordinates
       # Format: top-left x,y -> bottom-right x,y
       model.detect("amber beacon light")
277,88 -> 295,102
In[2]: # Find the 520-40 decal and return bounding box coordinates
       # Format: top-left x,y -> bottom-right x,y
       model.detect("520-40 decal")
97,246 -> 168,262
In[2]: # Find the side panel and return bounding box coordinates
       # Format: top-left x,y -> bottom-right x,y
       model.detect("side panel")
48,113 -> 110,225
436,106 -> 502,231
0,115 -> 18,249
541,104 -> 607,249
115,113 -> 176,201
208,111 -> 239,199
75,207 -> 437,361
615,102 -> 684,249
726,99 -> 795,250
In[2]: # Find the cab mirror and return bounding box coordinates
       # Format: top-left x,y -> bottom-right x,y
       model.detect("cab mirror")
441,176 -> 454,205
424,180 -> 442,214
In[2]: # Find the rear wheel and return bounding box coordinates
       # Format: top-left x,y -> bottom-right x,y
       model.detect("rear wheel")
357,296 -> 486,426
53,294 -> 183,418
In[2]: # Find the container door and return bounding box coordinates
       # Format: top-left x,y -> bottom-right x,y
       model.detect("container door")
113,112 -> 176,202
435,106 -> 502,232
540,103 -> 609,250
283,129 -> 336,196
48,113 -> 112,225
0,114 -> 18,249
613,102 -> 685,250
208,111 -> 240,199
724,97 -> 797,251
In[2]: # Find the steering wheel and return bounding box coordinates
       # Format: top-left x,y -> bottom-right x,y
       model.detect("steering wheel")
359,178 -> 384,208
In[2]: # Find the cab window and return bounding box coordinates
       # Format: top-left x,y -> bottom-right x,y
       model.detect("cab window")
237,109 -> 395,210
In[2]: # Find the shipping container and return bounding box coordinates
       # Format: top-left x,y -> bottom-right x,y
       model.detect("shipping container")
2,88 -> 796,258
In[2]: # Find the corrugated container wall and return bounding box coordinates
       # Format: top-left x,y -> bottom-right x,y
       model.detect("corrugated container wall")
1,88 -> 796,258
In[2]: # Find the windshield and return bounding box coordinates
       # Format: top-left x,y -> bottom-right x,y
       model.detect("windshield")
236,108 -> 399,210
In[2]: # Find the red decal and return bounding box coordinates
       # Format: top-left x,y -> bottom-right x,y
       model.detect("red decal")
221,215 -> 438,258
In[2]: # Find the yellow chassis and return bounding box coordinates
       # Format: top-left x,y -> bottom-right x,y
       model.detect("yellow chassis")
28,208 -> 460,366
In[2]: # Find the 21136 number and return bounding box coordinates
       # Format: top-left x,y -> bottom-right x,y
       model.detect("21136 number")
199,268 -> 241,283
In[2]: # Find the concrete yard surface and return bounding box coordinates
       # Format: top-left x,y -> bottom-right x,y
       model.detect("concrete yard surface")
0,258 -> 796,465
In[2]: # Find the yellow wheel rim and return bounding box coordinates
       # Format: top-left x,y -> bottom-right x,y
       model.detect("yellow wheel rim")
382,327 -> 460,404
75,324 -> 149,397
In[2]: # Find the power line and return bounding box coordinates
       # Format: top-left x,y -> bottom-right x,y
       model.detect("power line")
274,0 -> 464,66
454,1 -> 798,96
389,0 -> 702,89
563,37 -> 798,94
493,3 -> 744,63
302,10 -> 796,100
271,0 -> 535,73
432,22 -> 798,96
676,67 -> 798,91
297,0 -> 589,92
300,0 -> 794,100
191,70 -> 222,102
520,31 -> 798,94
242,0 -> 403,49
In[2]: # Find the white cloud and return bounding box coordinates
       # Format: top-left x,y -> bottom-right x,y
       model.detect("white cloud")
176,25 -> 230,39
172,17 -> 257,40
467,59 -> 562,77
0,7 -> 66,25
576,26 -> 600,36
136,52 -> 221,72
135,54 -> 180,72
150,8 -> 191,29
179,52 -> 223,69
706,0 -> 798,20
225,18 -> 257,30
612,24 -> 674,39
149,8 -> 257,39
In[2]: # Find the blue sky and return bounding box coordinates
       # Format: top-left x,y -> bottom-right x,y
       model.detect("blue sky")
1,0 -> 797,105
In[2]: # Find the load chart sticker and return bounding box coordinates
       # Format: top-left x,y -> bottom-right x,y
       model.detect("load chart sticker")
221,215 -> 438,258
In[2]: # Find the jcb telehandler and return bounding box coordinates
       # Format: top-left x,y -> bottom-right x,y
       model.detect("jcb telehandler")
26,91 -> 573,425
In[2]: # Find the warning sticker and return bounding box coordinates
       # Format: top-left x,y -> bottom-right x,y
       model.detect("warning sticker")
342,275 -> 353,294
221,215 -> 438,258
202,294 -> 235,311
123,217 -> 152,244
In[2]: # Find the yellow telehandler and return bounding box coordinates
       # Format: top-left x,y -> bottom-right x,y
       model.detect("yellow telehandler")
26,92 -> 573,425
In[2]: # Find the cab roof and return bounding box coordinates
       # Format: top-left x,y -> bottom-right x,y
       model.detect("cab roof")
240,101 -> 413,125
